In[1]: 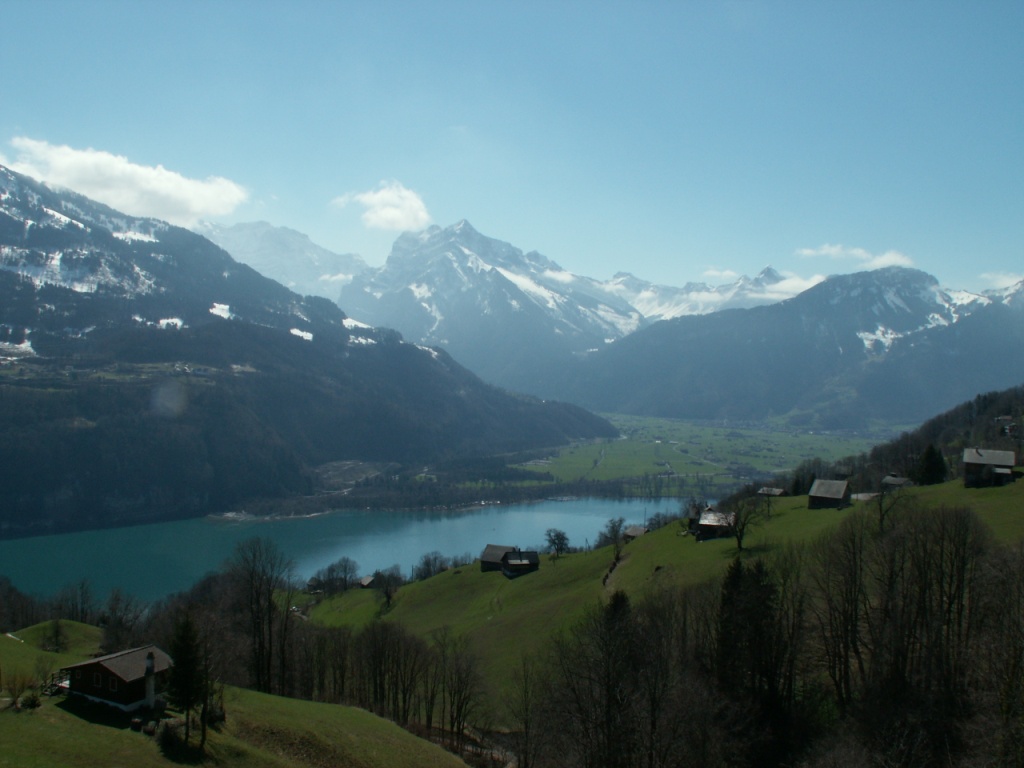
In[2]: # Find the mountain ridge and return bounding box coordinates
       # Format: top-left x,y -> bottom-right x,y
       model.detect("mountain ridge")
196,220 -> 369,300
0,165 -> 617,536
550,265 -> 1024,428
335,220 -> 821,391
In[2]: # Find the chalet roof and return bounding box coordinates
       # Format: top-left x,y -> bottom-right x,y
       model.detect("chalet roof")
758,487 -> 785,496
62,645 -> 172,682
698,509 -> 735,528
963,448 -> 1016,467
624,525 -> 648,538
481,544 -> 514,564
808,479 -> 849,500
881,475 -> 912,488
503,550 -> 540,567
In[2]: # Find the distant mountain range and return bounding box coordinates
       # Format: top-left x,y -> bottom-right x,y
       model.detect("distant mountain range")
196,220 -> 368,300
331,221 -> 798,392
208,216 -> 1024,431
550,266 -> 1024,429
0,165 -> 615,535
4,159 -> 1021,518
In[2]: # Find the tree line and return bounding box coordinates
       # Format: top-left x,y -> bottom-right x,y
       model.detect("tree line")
512,502 -> 1024,767
783,386 -> 1023,497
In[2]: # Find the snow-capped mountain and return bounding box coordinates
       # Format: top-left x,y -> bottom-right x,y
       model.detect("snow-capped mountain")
546,266 -> 1024,429
604,266 -> 791,320
0,164 -> 357,351
338,220 -> 644,389
0,164 -> 616,535
195,221 -> 368,300
335,220 -> 1008,401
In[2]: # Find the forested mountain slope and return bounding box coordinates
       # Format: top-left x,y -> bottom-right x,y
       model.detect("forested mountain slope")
0,166 -> 615,536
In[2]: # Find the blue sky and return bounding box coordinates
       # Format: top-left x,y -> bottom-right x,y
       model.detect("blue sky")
2,1 -> 1021,294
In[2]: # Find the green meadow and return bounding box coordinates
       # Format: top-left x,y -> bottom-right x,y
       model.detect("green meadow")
0,628 -> 466,768
310,475 -> 1024,708
518,414 -> 883,496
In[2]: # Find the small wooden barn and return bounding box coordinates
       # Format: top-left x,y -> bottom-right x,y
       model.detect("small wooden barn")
61,645 -> 172,712
480,544 -> 514,572
697,506 -> 735,539
501,549 -> 540,578
808,479 -> 851,509
963,448 -> 1017,488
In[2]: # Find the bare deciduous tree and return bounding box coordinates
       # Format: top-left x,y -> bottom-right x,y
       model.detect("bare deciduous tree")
230,537 -> 293,693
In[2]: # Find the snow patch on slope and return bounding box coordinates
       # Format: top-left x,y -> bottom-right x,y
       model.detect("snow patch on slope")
210,303 -> 233,319
496,266 -> 563,311
113,231 -> 159,243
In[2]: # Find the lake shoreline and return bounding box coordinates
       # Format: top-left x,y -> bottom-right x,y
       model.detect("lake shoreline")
0,498 -> 672,603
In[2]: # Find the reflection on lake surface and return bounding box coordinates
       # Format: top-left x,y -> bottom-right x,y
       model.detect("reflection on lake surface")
0,497 -> 674,602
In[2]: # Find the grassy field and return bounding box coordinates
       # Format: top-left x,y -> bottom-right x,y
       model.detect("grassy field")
518,414 -> 883,497
309,475 -> 1024,714
0,623 -> 467,768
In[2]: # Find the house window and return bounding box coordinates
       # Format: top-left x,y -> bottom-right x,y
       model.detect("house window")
74,670 -> 81,680
93,672 -> 102,687
109,678 -> 118,692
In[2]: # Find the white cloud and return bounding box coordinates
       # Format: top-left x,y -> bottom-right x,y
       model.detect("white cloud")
3,137 -> 248,227
980,271 -> 1024,290
703,268 -> 739,281
333,180 -> 431,231
796,243 -> 914,270
749,273 -> 826,302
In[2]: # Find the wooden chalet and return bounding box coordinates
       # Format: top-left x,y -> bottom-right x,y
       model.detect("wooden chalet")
61,645 -> 172,712
697,506 -> 735,540
480,544 -> 540,576
963,448 -> 1017,488
808,479 -> 851,509
501,549 -> 540,578
480,544 -> 514,572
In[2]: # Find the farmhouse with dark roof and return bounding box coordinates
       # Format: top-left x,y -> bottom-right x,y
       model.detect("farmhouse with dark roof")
61,645 -> 172,712
808,479 -> 851,509
963,448 -> 1017,487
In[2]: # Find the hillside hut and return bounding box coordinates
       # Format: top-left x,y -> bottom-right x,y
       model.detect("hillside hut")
963,448 -> 1017,488
501,549 -> 540,578
808,479 -> 851,509
61,645 -> 172,712
697,506 -> 735,540
480,544 -> 514,572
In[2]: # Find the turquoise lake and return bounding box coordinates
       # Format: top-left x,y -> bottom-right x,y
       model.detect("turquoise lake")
0,497 -> 675,602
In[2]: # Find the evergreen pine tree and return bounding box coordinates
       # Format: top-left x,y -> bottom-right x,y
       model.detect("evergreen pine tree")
166,610 -> 206,746
915,443 -> 947,485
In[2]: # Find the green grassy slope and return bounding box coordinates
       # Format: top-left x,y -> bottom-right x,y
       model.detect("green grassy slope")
0,621 -> 102,681
310,477 -> 1024,710
0,688 -> 466,768
308,494 -> 879,704
0,623 -> 466,768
